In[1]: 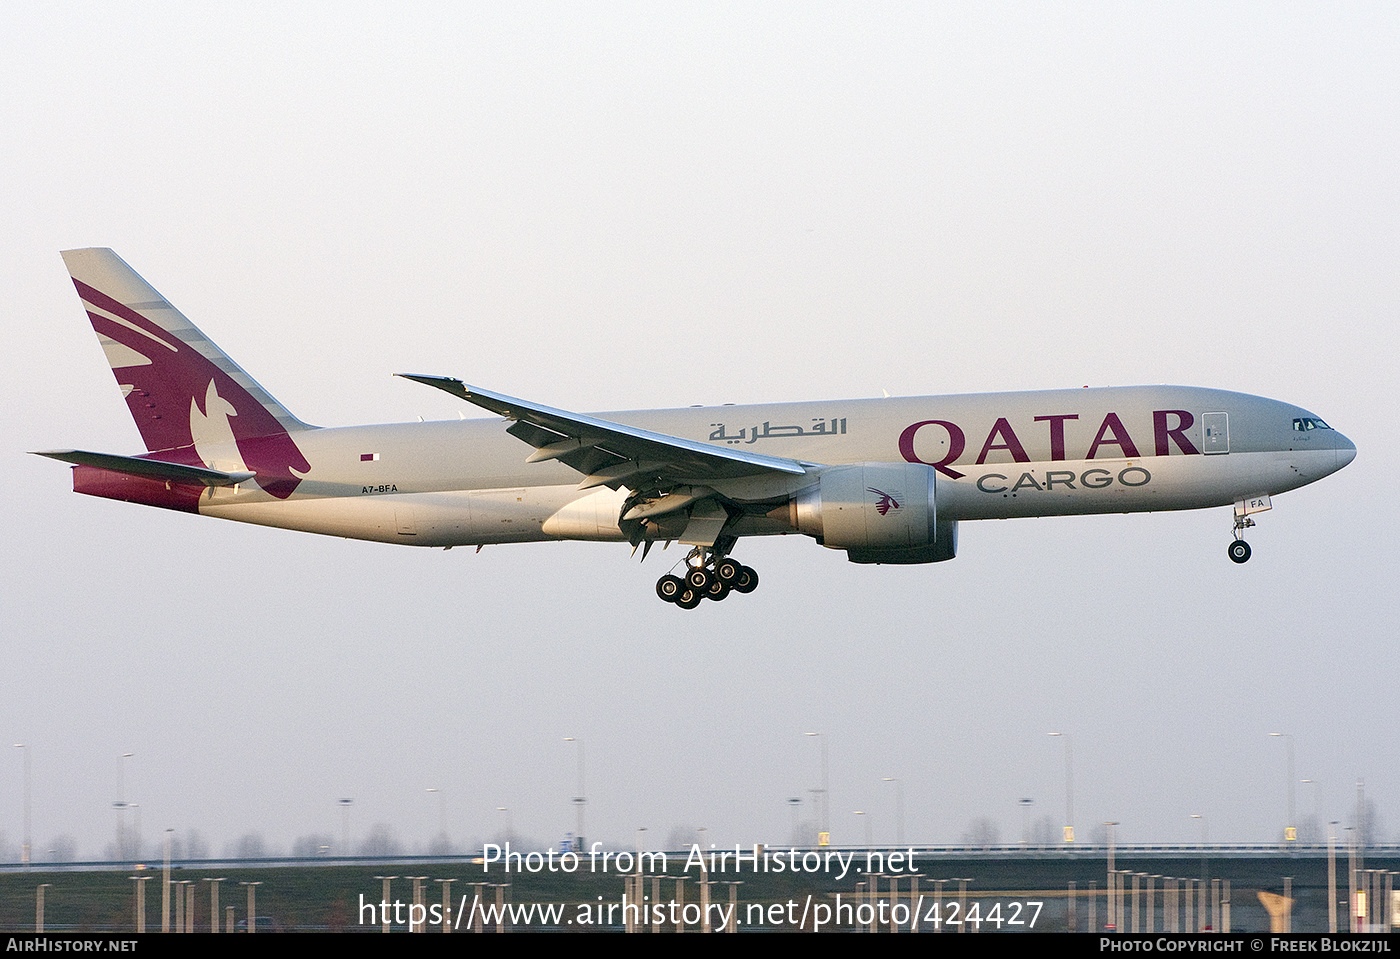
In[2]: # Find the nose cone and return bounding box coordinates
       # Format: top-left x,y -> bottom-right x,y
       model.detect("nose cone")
1336,432 -> 1357,471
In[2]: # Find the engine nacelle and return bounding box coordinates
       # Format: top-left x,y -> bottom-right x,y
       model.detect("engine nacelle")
845,520 -> 958,564
791,462 -> 943,553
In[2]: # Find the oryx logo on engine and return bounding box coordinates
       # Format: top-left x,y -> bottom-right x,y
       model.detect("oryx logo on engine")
867,487 -> 901,516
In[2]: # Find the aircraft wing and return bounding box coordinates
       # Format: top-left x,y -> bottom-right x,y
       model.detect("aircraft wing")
397,375 -> 812,490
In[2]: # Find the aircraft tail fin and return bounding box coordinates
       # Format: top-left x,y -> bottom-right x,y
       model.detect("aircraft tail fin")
60,248 -> 313,498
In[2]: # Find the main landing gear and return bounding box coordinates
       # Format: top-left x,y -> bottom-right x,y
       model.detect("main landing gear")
656,548 -> 759,608
1229,512 -> 1255,564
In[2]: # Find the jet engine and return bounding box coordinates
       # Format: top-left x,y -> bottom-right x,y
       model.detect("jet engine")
786,462 -> 958,563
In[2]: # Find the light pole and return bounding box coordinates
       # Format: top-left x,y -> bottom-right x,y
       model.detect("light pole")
426,787 -> 446,850
1019,798 -> 1034,845
854,810 -> 872,846
118,752 -> 133,861
127,804 -> 140,863
162,828 -> 173,933
1328,821 -> 1339,932
635,825 -> 649,932
1293,772 -> 1316,828
13,745 -> 31,869
1270,732 -> 1296,843
1105,821 -> 1119,931
883,777 -> 904,846
564,737 -> 586,850
804,732 -> 829,841
338,798 -> 354,857
1049,733 -> 1073,842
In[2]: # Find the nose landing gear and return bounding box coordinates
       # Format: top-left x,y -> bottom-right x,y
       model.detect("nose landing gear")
1228,538 -> 1252,564
1227,495 -> 1271,564
656,547 -> 758,608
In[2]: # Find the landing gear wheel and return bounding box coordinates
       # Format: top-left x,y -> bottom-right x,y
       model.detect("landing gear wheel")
732,565 -> 758,594
656,574 -> 685,603
663,546 -> 754,603
1228,540 -> 1252,564
704,579 -> 731,601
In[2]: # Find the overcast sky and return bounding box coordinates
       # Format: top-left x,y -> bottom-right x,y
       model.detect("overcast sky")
2,2 -> 1397,860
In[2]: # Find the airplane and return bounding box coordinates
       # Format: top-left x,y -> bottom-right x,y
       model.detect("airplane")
36,249 -> 1356,609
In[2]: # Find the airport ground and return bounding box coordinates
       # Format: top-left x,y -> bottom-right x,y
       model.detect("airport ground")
1,847 -> 1395,933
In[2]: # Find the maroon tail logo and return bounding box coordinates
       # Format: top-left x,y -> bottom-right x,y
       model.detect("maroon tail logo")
867,487 -> 901,516
74,278 -> 310,499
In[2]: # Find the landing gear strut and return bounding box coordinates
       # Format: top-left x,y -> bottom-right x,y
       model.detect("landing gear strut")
1229,512 -> 1255,564
656,546 -> 759,608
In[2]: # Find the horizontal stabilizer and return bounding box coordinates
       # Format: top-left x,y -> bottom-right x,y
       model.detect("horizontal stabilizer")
32,449 -> 255,487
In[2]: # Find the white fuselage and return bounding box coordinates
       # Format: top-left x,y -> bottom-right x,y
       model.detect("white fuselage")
192,385 -> 1355,549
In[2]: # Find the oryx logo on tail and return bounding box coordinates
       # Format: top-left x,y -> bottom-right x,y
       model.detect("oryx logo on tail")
63,250 -> 312,499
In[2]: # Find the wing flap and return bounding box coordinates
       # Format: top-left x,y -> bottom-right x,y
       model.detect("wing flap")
506,419 -> 571,448
679,501 -> 733,547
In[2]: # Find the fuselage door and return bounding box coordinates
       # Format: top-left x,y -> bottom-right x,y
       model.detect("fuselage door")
1202,412 -> 1229,455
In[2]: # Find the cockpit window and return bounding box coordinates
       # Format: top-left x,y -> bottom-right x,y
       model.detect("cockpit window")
1293,417 -> 1331,431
